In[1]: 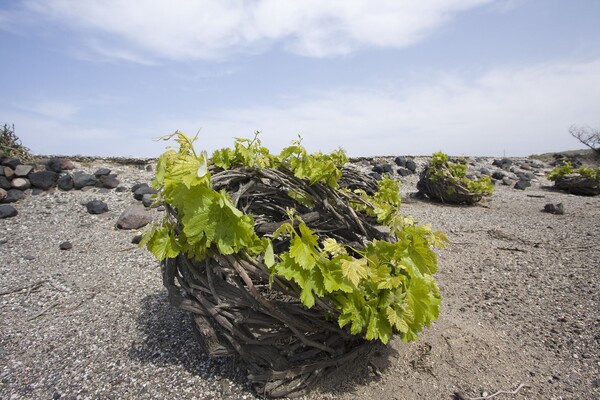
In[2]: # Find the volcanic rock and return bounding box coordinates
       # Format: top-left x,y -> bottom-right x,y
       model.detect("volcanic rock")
116,206 -> 153,229
0,204 -> 18,219
29,171 -> 58,190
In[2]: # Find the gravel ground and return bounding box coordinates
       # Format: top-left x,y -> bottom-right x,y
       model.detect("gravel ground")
1,157 -> 598,400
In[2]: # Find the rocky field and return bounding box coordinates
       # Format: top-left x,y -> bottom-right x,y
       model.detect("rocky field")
0,154 -> 598,399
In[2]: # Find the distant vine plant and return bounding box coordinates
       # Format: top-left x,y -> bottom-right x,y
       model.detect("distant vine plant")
547,162 -> 600,182
143,131 -> 447,344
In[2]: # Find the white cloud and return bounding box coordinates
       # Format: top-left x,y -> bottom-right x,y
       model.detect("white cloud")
21,0 -> 496,61
15,100 -> 80,120
7,59 -> 598,158
185,58 -> 600,157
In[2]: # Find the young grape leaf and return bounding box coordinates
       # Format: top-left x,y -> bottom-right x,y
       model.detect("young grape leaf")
340,257 -> 369,286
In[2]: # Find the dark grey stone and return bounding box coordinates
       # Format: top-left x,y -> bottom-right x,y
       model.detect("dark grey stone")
145,164 -> 153,172
0,204 -> 17,219
544,203 -> 565,215
381,164 -> 393,173
397,167 -> 411,177
479,167 -> 491,176
492,171 -> 506,180
31,188 -> 45,196
3,189 -> 25,203
85,200 -> 109,214
1,158 -> 21,169
94,168 -> 112,177
131,234 -> 143,244
14,164 -> 34,177
141,193 -> 156,208
514,180 -> 531,190
0,176 -> 10,190
116,206 -> 153,229
57,174 -> 74,191
59,241 -> 73,250
371,165 -> 385,174
131,182 -> 145,192
45,157 -> 62,173
369,172 -> 382,181
405,159 -> 417,172
72,173 -> 97,190
394,156 -> 407,167
29,170 -> 58,190
133,183 -> 157,200
99,174 -> 120,189
115,186 -> 128,193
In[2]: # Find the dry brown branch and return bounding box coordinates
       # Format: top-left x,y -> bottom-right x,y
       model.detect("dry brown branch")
161,165 -> 386,397
468,383 -> 530,400
0,280 -> 46,297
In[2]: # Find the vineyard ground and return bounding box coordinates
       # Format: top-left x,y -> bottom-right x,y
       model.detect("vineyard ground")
0,157 -> 598,400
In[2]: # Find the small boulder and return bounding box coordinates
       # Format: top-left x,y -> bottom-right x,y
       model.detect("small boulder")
514,180 -> 531,190
10,178 -> 30,190
94,168 -> 112,177
141,193 -> 156,208
394,156 -> 407,167
405,159 -> 417,172
0,176 -> 11,190
520,163 -> 531,170
59,241 -> 73,250
492,171 -> 506,180
544,203 -> 565,215
3,189 -> 25,203
381,164 -> 393,173
131,182 -> 145,192
371,165 -> 385,174
479,167 -> 490,176
98,174 -> 120,189
14,164 -> 34,177
86,200 -> 109,214
3,167 -> 14,179
145,164 -> 153,172
45,158 -> 62,173
133,183 -> 157,200
116,206 -> 153,229
501,177 -> 512,186
369,172 -> 382,181
29,170 -> 58,190
57,174 -> 74,191
59,158 -> 76,170
397,167 -> 411,177
72,172 -> 97,190
131,234 -> 143,244
0,204 -> 18,219
1,158 -> 21,169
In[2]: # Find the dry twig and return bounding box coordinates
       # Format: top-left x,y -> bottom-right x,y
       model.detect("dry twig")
468,383 -> 530,400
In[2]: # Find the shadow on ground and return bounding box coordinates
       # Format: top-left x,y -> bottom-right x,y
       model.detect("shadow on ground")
130,290 -> 397,398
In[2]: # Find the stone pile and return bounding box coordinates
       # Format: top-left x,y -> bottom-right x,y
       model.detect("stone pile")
361,155 -> 548,194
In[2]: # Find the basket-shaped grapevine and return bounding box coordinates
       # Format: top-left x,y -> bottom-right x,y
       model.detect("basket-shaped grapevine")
417,152 -> 494,205
143,133 -> 446,397
548,163 -> 600,196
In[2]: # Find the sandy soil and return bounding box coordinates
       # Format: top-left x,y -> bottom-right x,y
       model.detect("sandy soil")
1,158 -> 598,400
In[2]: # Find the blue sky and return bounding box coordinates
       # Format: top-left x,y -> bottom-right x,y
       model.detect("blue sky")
1,0 -> 599,157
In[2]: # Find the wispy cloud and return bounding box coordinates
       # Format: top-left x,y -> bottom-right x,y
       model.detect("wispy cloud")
15,100 -> 80,120
19,0 -> 498,62
8,59 -> 598,158
185,58 -> 600,156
